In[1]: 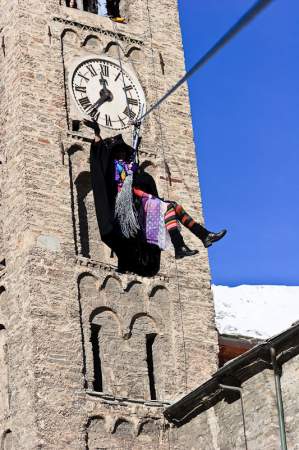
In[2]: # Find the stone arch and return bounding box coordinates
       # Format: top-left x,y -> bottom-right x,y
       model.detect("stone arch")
148,284 -> 170,326
82,34 -> 102,51
85,416 -> 107,450
148,284 -> 167,299
1,430 -> 12,450
126,45 -> 143,63
127,312 -> 165,337
90,306 -> 121,330
74,170 -> 102,261
125,313 -> 163,400
89,308 -> 123,394
124,280 -> 144,305
113,418 -> 134,437
100,275 -> 123,293
137,419 -> 160,437
129,313 -> 158,334
124,280 -> 142,293
104,41 -> 125,59
61,28 -> 80,46
78,272 -> 98,298
86,415 -> 106,433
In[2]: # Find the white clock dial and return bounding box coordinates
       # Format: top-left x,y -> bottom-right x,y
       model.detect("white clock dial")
69,56 -> 146,130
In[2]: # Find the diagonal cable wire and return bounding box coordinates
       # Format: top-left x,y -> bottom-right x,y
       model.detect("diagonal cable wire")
138,0 -> 274,123
111,19 -> 132,117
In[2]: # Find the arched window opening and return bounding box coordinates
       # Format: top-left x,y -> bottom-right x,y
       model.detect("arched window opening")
90,323 -> 103,392
146,333 -> 157,400
113,418 -> 133,436
127,314 -> 161,400
75,171 -> 103,261
1,429 -> 12,450
75,172 -> 92,259
86,416 -> 107,449
88,309 -> 122,395
66,0 -> 122,19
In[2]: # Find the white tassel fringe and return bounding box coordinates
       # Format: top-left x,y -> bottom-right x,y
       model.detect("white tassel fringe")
115,174 -> 140,238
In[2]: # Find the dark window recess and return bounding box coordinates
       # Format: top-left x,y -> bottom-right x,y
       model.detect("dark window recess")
72,120 -> 80,132
75,172 -> 92,259
66,0 -> 121,18
0,259 -> 5,267
146,333 -> 157,400
107,0 -> 120,17
90,323 -> 103,392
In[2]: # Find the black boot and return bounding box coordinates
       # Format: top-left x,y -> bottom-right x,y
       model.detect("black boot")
168,228 -> 198,260
190,223 -> 227,248
189,223 -> 209,240
202,229 -> 227,248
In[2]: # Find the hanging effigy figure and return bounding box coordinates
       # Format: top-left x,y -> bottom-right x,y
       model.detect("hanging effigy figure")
88,121 -> 161,275
87,120 -> 226,272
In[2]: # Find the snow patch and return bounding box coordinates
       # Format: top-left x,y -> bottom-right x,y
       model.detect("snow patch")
212,285 -> 299,339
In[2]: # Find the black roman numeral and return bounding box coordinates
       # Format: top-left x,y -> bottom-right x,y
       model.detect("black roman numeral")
90,109 -> 100,121
123,107 -> 136,120
128,98 -> 138,106
86,64 -> 97,77
77,73 -> 89,82
123,85 -> 133,92
75,85 -> 86,93
79,97 -> 92,109
118,115 -> 126,127
100,65 -> 109,77
114,72 -> 121,82
105,115 -> 112,127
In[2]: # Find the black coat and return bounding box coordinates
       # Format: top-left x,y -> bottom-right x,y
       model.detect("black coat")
90,138 -> 161,276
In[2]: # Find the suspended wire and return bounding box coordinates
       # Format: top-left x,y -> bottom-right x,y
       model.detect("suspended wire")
110,19 -> 141,155
111,10 -> 189,393
106,0 -> 273,392
145,0 -> 189,392
138,0 -> 274,123
111,19 -> 131,115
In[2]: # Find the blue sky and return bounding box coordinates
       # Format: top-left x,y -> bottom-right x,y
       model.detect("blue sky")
178,0 -> 299,286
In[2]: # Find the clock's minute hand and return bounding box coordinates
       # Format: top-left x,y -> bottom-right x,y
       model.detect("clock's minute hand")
92,92 -> 110,110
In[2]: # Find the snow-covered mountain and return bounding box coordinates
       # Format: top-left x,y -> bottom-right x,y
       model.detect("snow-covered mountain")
212,285 -> 299,339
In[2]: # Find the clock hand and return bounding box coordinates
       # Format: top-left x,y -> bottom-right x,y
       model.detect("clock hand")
99,72 -> 109,90
92,93 -> 110,110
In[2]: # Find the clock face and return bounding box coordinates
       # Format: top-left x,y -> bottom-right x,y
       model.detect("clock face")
69,55 -> 146,130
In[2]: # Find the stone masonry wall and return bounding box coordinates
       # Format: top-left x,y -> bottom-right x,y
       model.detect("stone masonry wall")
0,0 -> 218,448
0,0 -> 39,447
173,353 -> 299,450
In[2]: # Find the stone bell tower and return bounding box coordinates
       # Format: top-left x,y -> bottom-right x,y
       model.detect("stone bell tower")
0,0 -> 218,448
